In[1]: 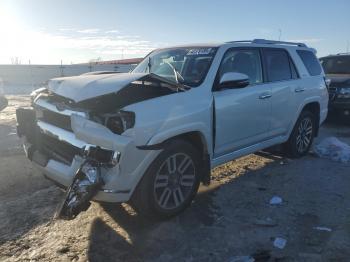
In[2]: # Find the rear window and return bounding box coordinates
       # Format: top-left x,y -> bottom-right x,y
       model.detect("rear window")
297,50 -> 322,76
320,56 -> 350,74
263,49 -> 293,82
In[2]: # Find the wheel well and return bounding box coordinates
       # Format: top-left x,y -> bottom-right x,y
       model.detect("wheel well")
302,102 -> 320,136
167,131 -> 211,185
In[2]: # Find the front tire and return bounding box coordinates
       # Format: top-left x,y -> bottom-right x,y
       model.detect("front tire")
285,110 -> 316,158
131,139 -> 201,218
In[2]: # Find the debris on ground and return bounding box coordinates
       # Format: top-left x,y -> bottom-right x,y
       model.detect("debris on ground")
253,217 -> 277,227
313,226 -> 332,232
273,237 -> 287,249
314,137 -> 350,163
269,196 -> 283,205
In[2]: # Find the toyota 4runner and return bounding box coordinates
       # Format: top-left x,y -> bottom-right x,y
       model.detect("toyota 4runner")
16,39 -> 328,219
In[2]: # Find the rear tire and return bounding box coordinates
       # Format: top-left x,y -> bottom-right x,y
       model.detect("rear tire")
130,139 -> 201,218
284,110 -> 316,158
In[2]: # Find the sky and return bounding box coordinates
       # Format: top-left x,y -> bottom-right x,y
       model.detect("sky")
0,0 -> 349,64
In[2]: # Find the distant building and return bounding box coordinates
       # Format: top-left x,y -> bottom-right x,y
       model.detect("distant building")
0,58 -> 143,94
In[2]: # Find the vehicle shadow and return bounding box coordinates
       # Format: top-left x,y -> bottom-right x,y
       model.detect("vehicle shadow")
88,185 -> 221,261
86,155 -> 284,262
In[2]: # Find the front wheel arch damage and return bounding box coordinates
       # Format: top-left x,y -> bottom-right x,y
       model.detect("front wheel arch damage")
137,131 -> 211,185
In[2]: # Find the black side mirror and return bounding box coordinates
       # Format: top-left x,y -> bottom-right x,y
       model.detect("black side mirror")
218,72 -> 250,90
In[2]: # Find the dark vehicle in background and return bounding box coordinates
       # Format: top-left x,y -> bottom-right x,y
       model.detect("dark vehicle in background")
320,53 -> 350,119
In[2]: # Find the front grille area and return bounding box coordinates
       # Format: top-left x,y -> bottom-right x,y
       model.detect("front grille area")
40,109 -> 72,131
17,108 -> 81,164
39,132 -> 81,164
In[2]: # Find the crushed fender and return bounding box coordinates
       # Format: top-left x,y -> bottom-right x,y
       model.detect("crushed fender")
56,160 -> 104,220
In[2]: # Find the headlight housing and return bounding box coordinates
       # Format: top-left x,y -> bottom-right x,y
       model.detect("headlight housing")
30,87 -> 47,105
104,111 -> 135,134
338,87 -> 350,98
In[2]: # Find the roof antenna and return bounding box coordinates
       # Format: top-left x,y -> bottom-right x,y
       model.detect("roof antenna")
278,29 -> 282,41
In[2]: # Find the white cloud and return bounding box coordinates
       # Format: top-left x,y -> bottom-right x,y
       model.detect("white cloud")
76,28 -> 100,34
105,29 -> 120,34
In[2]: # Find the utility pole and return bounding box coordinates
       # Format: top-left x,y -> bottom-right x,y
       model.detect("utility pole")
29,59 -> 34,91
347,40 -> 349,53
60,60 -> 64,77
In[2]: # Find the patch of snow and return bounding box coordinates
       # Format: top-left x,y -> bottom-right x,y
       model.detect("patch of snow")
273,237 -> 287,249
313,226 -> 332,232
269,196 -> 283,205
314,137 -> 350,163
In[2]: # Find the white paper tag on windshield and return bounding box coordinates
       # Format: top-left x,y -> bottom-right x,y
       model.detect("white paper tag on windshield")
187,48 -> 213,55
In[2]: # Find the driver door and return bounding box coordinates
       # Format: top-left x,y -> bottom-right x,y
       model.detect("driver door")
213,48 -> 272,157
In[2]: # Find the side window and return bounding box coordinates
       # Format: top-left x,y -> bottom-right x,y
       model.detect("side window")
263,49 -> 293,82
297,50 -> 322,76
290,59 -> 299,79
218,49 -> 263,85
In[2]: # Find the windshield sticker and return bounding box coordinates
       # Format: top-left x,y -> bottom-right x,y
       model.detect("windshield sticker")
187,48 -> 213,56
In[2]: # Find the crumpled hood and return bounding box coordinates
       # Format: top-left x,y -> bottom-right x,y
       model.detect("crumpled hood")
48,73 -> 147,102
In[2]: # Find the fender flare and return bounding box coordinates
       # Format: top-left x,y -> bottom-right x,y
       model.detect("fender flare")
287,96 -> 321,138
138,123 -> 212,153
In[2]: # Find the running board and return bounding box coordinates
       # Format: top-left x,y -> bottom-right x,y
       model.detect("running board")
211,136 -> 286,168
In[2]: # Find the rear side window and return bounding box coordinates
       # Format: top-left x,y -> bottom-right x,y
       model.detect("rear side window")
297,50 -> 322,76
263,49 -> 293,82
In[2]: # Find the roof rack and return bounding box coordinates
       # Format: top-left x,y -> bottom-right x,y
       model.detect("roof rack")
227,39 -> 307,47
336,52 -> 350,55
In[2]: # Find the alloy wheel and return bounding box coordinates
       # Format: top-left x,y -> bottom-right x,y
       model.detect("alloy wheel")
153,153 -> 196,210
296,117 -> 313,153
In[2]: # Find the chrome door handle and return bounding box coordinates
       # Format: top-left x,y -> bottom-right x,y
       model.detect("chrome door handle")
295,87 -> 305,93
259,93 -> 272,99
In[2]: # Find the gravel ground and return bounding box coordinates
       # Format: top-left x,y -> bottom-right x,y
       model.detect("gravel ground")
0,95 -> 350,262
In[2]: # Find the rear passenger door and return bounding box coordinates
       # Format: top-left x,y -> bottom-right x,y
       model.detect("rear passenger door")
262,48 -> 300,136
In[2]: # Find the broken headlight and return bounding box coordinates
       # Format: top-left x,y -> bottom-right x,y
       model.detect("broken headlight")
30,87 -> 47,105
105,111 -> 135,134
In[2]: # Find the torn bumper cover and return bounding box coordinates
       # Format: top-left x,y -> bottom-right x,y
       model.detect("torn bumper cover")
56,160 -> 104,220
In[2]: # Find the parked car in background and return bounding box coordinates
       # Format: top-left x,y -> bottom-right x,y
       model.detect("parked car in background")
320,53 -> 350,119
16,39 -> 328,219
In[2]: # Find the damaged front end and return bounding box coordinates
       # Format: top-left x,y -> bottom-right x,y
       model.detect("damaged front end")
57,144 -> 122,220
57,160 -> 103,219
16,73 -> 182,219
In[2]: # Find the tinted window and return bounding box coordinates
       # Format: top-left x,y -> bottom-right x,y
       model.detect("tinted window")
320,56 -> 350,74
218,49 -> 263,85
297,50 -> 322,76
264,49 -> 292,82
290,59 -> 299,79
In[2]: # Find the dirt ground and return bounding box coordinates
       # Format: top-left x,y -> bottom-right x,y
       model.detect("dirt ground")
0,95 -> 350,262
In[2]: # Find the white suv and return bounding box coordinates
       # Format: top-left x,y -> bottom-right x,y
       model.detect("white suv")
16,39 -> 328,218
